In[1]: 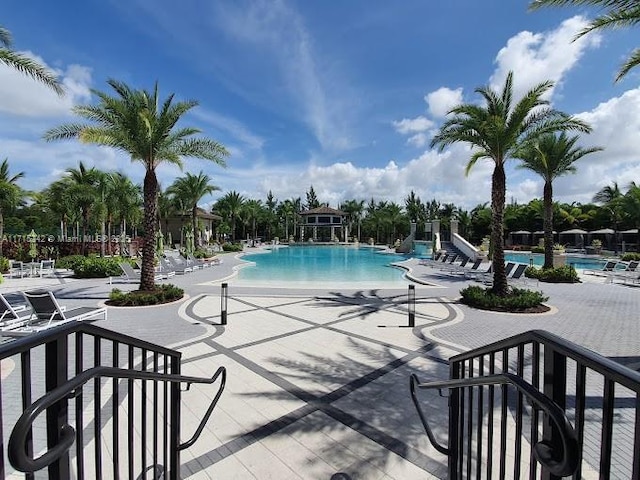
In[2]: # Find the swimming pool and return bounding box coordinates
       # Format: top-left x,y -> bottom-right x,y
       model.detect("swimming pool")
237,246 -> 411,284
504,251 -> 618,270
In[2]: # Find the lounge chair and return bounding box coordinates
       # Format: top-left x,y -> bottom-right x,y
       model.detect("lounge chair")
441,256 -> 468,272
0,293 -> 31,331
480,262 -> 516,284
465,262 -> 492,280
117,263 -> 163,283
156,258 -> 176,279
421,253 -> 450,268
584,260 -> 618,277
418,252 -> 442,266
507,263 -> 529,285
165,256 -> 192,274
449,258 -> 483,276
3,290 -> 107,336
610,260 -> 640,282
187,254 -> 210,269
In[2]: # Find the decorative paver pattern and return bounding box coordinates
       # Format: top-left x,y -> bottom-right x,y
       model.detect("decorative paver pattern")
0,250 -> 638,478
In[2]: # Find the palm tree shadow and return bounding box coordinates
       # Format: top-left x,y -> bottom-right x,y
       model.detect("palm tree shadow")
313,290 -> 412,320
228,337 -> 450,478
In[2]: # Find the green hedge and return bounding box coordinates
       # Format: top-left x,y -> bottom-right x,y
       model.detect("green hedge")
58,255 -> 135,278
621,253 -> 640,262
108,284 -> 184,306
460,285 -> 548,312
525,265 -> 580,283
0,257 -> 9,274
222,243 -> 243,252
530,246 -> 544,254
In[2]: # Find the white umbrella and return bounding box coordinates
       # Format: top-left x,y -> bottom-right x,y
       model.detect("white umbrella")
589,228 -> 615,234
559,228 -> 588,235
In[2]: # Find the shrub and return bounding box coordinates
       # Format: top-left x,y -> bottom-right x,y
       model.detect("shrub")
108,284 -> 184,306
525,265 -> 579,283
460,285 -> 548,312
74,257 -> 123,278
0,257 -> 9,273
222,243 -> 243,252
531,246 -> 544,254
56,255 -> 87,270
621,253 -> 640,262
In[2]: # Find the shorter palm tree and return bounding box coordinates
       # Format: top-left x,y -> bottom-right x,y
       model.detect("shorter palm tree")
168,172 -> 219,246
515,132 -> 601,268
593,182 -> 623,254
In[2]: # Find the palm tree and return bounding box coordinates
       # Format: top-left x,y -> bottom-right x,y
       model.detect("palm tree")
0,158 -> 25,256
529,0 -> 640,81
44,80 -> 228,291
0,25 -> 63,94
593,182 -> 624,254
623,182 -> 640,249
515,132 -> 601,268
65,161 -> 103,256
431,71 -> 590,295
340,199 -> 365,241
214,191 -> 245,241
242,199 -> 264,241
106,172 -> 141,250
167,171 -> 219,246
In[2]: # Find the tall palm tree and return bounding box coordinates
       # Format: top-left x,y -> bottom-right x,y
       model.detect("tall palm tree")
242,199 -> 264,241
44,80 -> 228,290
593,182 -> 624,253
0,25 -> 63,95
431,71 -> 590,295
66,161 -> 103,255
0,158 -> 25,257
167,171 -> 219,246
340,199 -> 365,241
623,182 -> 640,248
515,132 -> 601,268
529,1 -> 640,81
106,172 -> 141,248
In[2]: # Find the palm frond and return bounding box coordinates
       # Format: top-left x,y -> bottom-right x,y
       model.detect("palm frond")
616,47 -> 640,81
0,26 -> 11,47
0,49 -> 64,95
43,124 -> 88,141
580,7 -> 640,36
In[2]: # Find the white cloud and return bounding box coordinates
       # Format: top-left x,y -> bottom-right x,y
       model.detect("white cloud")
407,133 -> 428,148
490,16 -> 601,101
0,52 -> 92,117
192,109 -> 265,151
425,87 -> 463,118
392,115 -> 434,134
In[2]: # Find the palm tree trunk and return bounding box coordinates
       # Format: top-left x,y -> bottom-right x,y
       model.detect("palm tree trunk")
543,181 -> 554,269
491,164 -> 508,295
141,169 -> 158,291
192,206 -> 198,246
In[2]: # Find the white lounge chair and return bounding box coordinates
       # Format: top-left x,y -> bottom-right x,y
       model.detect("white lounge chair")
117,263 -> 163,283
4,290 -> 107,336
9,260 -> 28,278
39,259 -> 55,278
0,293 -> 31,331
164,257 -> 192,274
584,260 -> 618,277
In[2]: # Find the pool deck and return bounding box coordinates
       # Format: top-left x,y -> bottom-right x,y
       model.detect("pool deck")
1,250 -> 639,478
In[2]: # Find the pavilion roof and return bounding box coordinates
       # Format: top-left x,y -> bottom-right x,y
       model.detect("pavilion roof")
300,206 -> 347,216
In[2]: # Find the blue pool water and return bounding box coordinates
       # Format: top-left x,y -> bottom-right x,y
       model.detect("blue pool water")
504,252 -> 616,270
238,246 -> 411,283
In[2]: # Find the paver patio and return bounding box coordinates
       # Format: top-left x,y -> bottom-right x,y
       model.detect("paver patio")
1,250 -> 639,478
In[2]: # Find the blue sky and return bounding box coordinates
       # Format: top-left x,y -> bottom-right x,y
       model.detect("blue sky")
1,0 -> 639,210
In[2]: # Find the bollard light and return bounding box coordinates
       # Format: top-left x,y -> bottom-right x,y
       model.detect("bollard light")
408,284 -> 416,328
221,282 -> 228,325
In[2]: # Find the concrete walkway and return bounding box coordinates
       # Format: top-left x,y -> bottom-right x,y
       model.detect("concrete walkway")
1,250 -> 638,478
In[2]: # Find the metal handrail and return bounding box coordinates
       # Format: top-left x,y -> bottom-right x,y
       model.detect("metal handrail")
450,329 -> 640,390
410,372 -> 580,477
8,365 -> 226,473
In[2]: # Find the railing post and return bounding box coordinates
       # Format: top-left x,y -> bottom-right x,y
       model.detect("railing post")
448,358 -> 461,479
168,353 -> 181,480
407,285 -> 415,328
221,283 -> 228,325
542,345 -> 567,480
45,334 -> 70,479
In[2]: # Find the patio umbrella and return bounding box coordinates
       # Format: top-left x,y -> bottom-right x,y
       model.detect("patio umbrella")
589,228 -> 615,234
559,229 -> 588,235
27,230 -> 38,261
167,231 -> 173,249
119,232 -> 127,257
156,230 -> 164,256
185,230 -> 194,255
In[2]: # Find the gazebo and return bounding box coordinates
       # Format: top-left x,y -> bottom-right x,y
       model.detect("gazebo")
509,230 -> 532,246
559,228 -> 588,248
299,206 -> 348,242
588,228 -> 615,251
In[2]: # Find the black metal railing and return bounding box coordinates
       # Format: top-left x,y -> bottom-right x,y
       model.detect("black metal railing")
0,322 -> 226,479
411,329 -> 640,479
